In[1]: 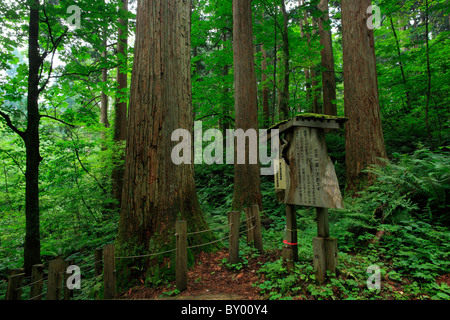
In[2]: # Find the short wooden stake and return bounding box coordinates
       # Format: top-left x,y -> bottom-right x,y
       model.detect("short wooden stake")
286,204 -> 298,261
30,264 -> 44,300
313,237 -> 326,283
251,205 -> 264,253
6,270 -> 25,300
103,243 -> 116,300
244,207 -> 254,246
228,211 -> 240,264
94,248 -> 103,277
317,207 -> 329,238
176,220 -> 188,292
47,258 -> 64,300
325,237 -> 338,274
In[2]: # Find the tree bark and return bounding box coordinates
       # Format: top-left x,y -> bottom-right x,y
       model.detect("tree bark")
24,0 -> 42,275
219,31 -> 231,137
232,0 -> 262,211
341,0 -> 387,188
100,34 -> 109,130
311,18 -> 321,113
299,0 -> 313,112
318,0 -> 337,116
261,43 -> 270,127
116,0 -> 211,288
424,0 -> 432,144
112,0 -> 128,207
279,0 -> 290,120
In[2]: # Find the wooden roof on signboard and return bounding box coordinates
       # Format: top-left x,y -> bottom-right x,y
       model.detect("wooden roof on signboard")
269,113 -> 348,134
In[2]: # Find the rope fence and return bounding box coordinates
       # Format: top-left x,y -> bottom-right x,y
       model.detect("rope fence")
3,205 -> 264,300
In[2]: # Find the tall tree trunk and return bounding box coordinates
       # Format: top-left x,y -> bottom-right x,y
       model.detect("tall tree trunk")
299,0 -> 313,112
24,0 -> 42,275
318,0 -> 337,116
272,8 -> 278,124
279,0 -> 290,120
100,33 -> 109,130
232,0 -> 262,210
112,0 -> 128,207
311,18 -> 321,113
220,31 -> 231,137
424,0 -> 432,144
116,0 -> 211,289
261,43 -> 270,127
341,0 -> 387,188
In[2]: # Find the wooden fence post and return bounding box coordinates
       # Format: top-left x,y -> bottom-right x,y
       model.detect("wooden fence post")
176,220 -> 188,292
94,248 -> 103,277
103,243 -> 116,299
325,237 -> 338,274
228,211 -> 240,264
5,269 -> 25,300
317,207 -> 329,238
286,204 -> 298,261
47,258 -> 64,300
251,205 -> 264,253
30,264 -> 44,300
244,207 -> 254,246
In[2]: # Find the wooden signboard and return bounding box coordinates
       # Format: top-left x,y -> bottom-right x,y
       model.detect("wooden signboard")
276,127 -> 344,209
271,114 -> 347,282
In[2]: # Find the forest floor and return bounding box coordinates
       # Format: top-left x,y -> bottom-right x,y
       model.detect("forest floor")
116,247 -> 450,301
117,249 -> 281,300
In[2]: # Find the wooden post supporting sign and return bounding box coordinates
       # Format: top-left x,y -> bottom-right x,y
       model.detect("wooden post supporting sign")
269,115 -> 347,284
285,204 -> 298,261
313,207 -> 338,282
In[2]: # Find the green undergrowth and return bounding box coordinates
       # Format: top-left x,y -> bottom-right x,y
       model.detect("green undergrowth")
1,148 -> 448,300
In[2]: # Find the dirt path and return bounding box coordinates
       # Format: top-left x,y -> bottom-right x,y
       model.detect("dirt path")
118,249 -> 280,300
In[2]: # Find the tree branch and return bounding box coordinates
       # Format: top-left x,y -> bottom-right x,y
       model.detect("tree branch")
0,110 -> 26,139
40,114 -> 76,128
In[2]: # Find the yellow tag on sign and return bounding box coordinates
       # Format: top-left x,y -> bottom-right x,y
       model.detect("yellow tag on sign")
275,158 -> 287,190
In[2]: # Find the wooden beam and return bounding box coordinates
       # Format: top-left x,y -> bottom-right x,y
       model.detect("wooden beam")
286,204 -> 298,261
313,237 -> 326,283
